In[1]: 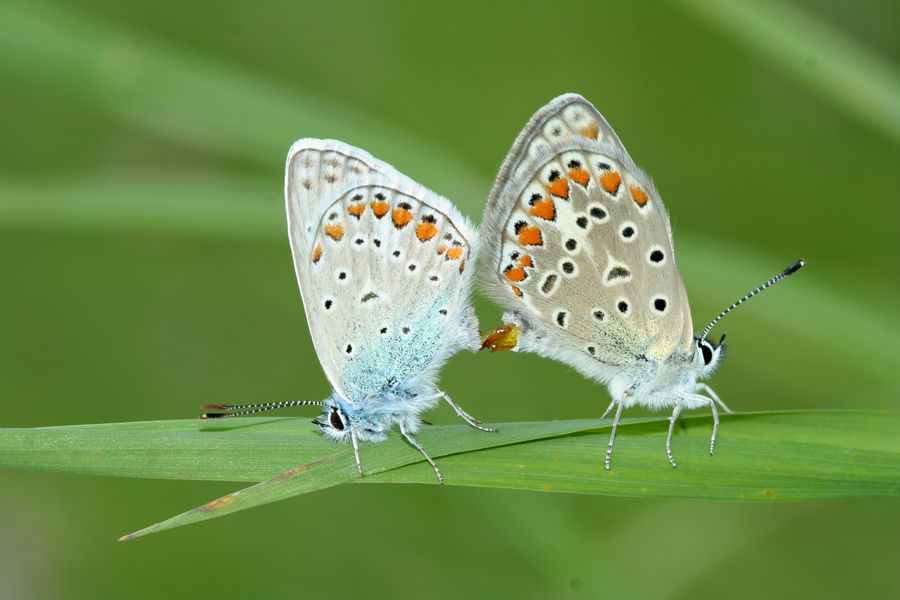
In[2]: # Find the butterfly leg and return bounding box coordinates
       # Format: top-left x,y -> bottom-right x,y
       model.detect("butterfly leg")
666,402 -> 684,468
600,398 -> 617,420
399,422 -> 444,485
697,383 -> 732,414
441,392 -> 497,432
604,399 -> 625,471
708,397 -> 720,456
350,428 -> 364,476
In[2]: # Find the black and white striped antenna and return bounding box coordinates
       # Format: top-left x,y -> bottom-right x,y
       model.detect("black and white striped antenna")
699,259 -> 806,343
200,400 -> 324,419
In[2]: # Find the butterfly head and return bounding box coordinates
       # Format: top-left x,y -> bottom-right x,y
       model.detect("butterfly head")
313,404 -> 352,441
313,396 -> 388,443
693,333 -> 726,378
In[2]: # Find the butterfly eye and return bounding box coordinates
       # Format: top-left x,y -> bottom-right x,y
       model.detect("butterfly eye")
329,408 -> 345,431
700,341 -> 714,366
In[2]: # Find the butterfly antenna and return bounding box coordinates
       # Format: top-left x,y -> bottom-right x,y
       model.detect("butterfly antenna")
200,400 -> 324,419
699,259 -> 806,342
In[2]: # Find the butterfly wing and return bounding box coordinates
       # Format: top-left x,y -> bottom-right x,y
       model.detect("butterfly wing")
481,94 -> 693,381
286,140 -> 478,402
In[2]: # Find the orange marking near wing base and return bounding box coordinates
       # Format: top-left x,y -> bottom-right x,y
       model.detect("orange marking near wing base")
371,200 -> 390,218
529,197 -> 556,220
505,267 -> 527,282
415,220 -> 438,242
511,285 -> 523,297
458,260 -> 466,273
324,224 -> 344,241
600,171 -> 622,194
546,176 -> 570,199
480,324 -> 522,352
311,243 -> 323,263
569,167 -> 590,186
437,244 -> 448,255
518,225 -> 543,246
630,185 -> 649,207
392,207 -> 413,228
580,122 -> 599,139
348,202 -> 366,218
517,254 -> 533,268
446,245 -> 464,260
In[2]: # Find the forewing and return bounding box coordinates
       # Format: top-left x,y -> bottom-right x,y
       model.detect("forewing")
286,140 -> 478,401
481,95 -> 692,372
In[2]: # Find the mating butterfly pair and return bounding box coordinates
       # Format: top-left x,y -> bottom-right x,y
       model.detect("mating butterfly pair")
202,94 -> 804,482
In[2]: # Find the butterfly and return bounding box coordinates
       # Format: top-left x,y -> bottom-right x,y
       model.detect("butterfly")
479,94 -> 804,469
202,139 -> 494,483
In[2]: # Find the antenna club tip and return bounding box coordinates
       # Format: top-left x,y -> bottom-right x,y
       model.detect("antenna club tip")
786,258 -> 806,275
201,404 -> 228,411
199,413 -> 228,419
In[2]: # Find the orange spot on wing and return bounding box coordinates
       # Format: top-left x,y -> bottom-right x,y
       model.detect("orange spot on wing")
311,243 -> 323,263
600,171 -> 622,194
546,176 -> 569,199
324,224 -> 344,241
445,245 -> 464,260
518,225 -> 543,246
517,254 -> 533,268
392,207 -> 413,228
580,122 -> 599,139
437,244 -> 448,255
529,197 -> 556,221
458,260 -> 466,273
371,200 -> 390,218
348,202 -> 366,218
415,220 -> 438,242
505,267 -> 527,282
569,167 -> 590,186
630,185 -> 649,207
510,285 -> 523,297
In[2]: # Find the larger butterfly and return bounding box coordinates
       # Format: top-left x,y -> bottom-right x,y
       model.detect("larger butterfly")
480,94 -> 803,469
203,139 -> 494,483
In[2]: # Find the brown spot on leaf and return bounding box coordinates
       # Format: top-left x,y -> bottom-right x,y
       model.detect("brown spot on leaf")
194,494 -> 235,513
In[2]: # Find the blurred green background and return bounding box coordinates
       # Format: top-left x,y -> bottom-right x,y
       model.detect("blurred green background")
1,1 -> 898,598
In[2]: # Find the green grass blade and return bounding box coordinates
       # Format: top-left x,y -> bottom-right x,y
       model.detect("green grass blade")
114,418 -> 613,540
367,411 -> 900,499
674,0 -> 900,145
0,411 -> 896,539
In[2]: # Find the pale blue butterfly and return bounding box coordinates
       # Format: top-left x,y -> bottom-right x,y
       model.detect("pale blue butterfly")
480,94 -> 804,469
202,140 -> 494,483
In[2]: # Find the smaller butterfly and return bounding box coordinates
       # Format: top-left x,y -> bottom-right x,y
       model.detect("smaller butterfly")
480,94 -> 804,469
201,140 -> 494,483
